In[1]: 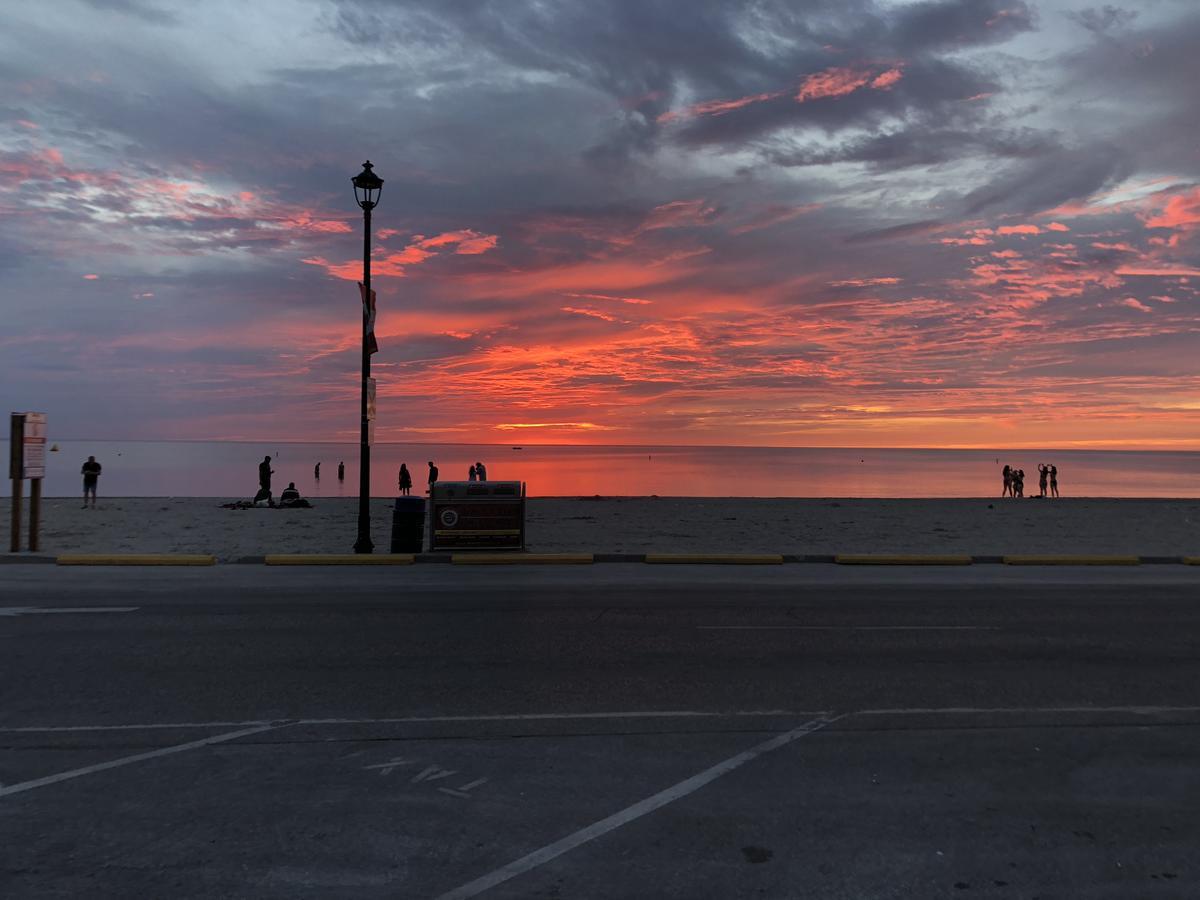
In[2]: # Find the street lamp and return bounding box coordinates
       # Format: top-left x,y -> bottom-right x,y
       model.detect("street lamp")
352,160 -> 383,553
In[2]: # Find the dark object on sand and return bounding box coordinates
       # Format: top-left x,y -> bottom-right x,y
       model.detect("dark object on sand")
391,497 -> 425,553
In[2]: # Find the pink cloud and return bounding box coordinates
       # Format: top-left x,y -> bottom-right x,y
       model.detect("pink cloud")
1045,222 -> 1071,232
996,224 -> 1042,235
1118,297 -> 1152,312
1116,266 -> 1200,277
639,199 -> 718,232
1142,186 -> 1200,230
657,91 -> 781,123
303,229 -> 499,280
82,273 -> 99,280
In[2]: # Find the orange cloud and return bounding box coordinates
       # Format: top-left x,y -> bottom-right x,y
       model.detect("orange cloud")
796,64 -> 902,102
303,229 -> 499,280
996,224 -> 1042,235
657,91 -> 781,123
1142,186 -> 1200,230
1116,266 -> 1200,277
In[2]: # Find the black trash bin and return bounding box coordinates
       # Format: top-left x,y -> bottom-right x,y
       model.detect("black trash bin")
391,496 -> 425,553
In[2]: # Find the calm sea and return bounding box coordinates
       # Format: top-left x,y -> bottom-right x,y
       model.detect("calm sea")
2,441 -> 1198,498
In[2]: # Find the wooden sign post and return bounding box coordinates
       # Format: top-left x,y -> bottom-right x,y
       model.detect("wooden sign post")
9,412 -> 46,553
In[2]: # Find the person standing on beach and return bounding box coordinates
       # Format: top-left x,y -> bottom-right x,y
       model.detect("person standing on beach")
1050,465 -> 1059,498
475,460 -> 487,481
1002,464 -> 1012,497
1038,464 -> 1049,498
258,455 -> 273,494
337,461 -> 345,482
81,456 -> 102,509
468,464 -> 477,481
398,463 -> 412,496
314,462 -> 320,480
1013,469 -> 1025,498
427,460 -> 439,493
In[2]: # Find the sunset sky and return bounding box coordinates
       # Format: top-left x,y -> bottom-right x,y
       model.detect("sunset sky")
1,0 -> 1197,448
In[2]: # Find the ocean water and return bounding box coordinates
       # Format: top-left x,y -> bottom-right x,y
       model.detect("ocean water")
2,441 -> 1197,498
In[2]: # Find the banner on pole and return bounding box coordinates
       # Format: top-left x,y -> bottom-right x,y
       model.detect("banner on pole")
358,282 -> 378,354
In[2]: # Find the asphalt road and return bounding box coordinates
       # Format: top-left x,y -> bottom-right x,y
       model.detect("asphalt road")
2,564 -> 1199,898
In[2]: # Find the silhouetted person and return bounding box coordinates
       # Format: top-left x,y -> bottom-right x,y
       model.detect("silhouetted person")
1002,464 -> 1012,497
337,461 -> 345,482
475,460 -> 487,481
280,482 -> 301,505
1013,469 -> 1025,498
398,463 -> 412,496
1050,465 -> 1059,498
1038,464 -> 1049,498
468,464 -> 477,481
427,460 -> 439,492
314,462 -> 320,480
81,456 -> 102,509
259,455 -> 273,493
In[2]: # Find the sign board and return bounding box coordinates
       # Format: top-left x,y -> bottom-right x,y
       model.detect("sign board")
9,413 -> 46,480
22,413 -> 46,479
429,481 -> 525,551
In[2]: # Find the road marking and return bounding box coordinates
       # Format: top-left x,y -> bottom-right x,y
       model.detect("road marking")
0,723 -> 283,799
411,765 -> 458,784
298,709 -> 803,725
0,720 -> 274,733
439,778 -> 488,800
697,625 -> 998,631
0,606 -> 138,617
433,713 -> 839,900
0,710 -> 811,733
362,757 -> 415,776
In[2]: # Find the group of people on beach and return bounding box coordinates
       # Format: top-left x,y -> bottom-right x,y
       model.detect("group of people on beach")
395,459 -> 488,496
253,455 -> 310,507
1002,463 -> 1059,498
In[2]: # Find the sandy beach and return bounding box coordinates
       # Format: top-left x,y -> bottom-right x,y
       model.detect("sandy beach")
2,496 -> 1197,559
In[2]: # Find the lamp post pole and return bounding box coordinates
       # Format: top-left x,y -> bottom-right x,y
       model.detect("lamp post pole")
352,161 -> 383,554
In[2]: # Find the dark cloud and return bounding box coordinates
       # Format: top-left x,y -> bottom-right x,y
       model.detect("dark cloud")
962,145 -> 1132,216
1066,5 -> 1139,35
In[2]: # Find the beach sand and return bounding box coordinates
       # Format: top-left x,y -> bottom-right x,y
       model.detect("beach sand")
2,497 -> 1197,559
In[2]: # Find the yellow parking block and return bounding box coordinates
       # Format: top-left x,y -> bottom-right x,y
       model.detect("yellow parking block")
57,554 -> 216,566
644,554 -> 784,565
1180,557 -> 1199,565
835,555 -> 972,566
1003,555 -> 1140,566
451,553 -> 594,565
264,554 -> 414,565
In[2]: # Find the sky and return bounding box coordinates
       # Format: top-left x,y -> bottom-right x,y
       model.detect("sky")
1,0 -> 1197,449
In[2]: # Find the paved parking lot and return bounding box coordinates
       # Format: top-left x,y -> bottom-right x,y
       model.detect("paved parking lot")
3,565 -> 1200,897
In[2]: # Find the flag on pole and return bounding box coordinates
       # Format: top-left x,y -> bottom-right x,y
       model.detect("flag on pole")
358,282 -> 378,354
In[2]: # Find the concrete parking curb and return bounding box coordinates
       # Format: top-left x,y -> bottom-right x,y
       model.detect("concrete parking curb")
1003,555 -> 1140,566
56,554 -> 216,566
264,554 -> 415,565
644,554 -> 784,565
835,554 -> 972,566
451,553 -> 594,565
1183,557 -> 1200,566
0,554 -> 56,564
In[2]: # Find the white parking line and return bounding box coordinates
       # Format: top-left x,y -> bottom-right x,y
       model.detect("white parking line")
433,713 -> 840,900
0,723 -> 284,799
0,710 -> 806,734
